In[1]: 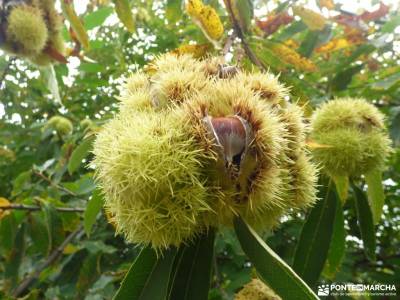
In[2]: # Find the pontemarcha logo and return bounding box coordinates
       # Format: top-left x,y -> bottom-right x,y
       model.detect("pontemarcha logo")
318,284 -> 330,296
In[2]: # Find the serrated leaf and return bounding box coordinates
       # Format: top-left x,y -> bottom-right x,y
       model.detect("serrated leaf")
352,182 -> 377,261
365,170 -> 385,225
293,181 -> 338,287
84,189 -> 104,237
68,136 -> 95,175
234,217 -> 318,300
62,1 -> 90,49
168,229 -> 215,300
114,246 -> 177,300
323,201 -> 345,279
113,0 -> 136,33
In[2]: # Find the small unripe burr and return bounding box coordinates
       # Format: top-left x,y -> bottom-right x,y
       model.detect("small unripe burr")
310,98 -> 392,177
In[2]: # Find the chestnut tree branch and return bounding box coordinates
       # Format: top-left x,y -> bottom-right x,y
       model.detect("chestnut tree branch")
224,0 -> 266,71
12,226 -> 84,297
1,204 -> 85,213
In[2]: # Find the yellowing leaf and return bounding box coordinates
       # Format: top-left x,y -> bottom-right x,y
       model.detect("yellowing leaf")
113,0 -> 135,33
186,0 -> 224,41
171,43 -> 211,58
0,197 -> 11,219
256,12 -> 293,36
63,243 -> 79,254
317,0 -> 335,10
0,147 -> 16,161
293,6 -> 326,31
316,38 -> 351,53
270,43 -> 317,72
62,1 -> 90,50
333,176 -> 349,203
284,39 -> 299,49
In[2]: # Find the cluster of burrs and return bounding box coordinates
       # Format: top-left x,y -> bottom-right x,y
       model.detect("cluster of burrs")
93,54 -> 318,251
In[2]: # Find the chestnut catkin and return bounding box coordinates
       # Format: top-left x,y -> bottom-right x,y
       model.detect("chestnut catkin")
93,54 -> 317,250
310,98 -> 392,177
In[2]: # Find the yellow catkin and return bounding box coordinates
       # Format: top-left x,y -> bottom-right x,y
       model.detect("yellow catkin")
271,44 -> 316,72
186,0 -> 224,40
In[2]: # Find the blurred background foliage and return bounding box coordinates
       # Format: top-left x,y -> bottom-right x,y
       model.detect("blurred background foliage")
0,0 -> 399,299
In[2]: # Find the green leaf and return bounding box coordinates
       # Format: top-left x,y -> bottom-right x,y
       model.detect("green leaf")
298,31 -> 319,58
232,0 -> 253,33
168,229 -> 215,300
352,182 -> 377,261
293,181 -> 338,287
298,25 -> 332,57
84,189 -> 104,237
323,201 -> 345,279
276,21 -> 307,41
12,170 -> 32,196
84,7 -> 114,30
333,175 -> 349,203
371,72 -> 400,90
166,0 -> 183,24
113,0 -> 136,33
0,213 -> 17,253
331,64 -> 363,91
234,217 -> 318,300
381,15 -> 400,33
365,170 -> 385,225
43,202 -> 64,252
61,1 -> 90,49
68,136 -> 95,175
5,223 -> 26,288
28,213 -> 49,256
114,247 -> 177,300
77,253 -> 101,296
41,65 -> 61,105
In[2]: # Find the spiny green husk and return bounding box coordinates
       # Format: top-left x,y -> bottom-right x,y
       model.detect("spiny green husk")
1,0 -> 65,65
93,111 -> 212,249
235,278 -> 281,300
93,54 -> 318,250
310,98 -> 392,177
45,115 -> 73,136
5,5 -> 48,56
